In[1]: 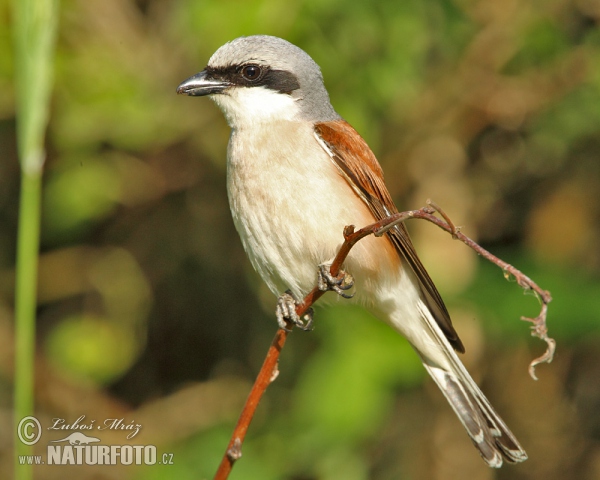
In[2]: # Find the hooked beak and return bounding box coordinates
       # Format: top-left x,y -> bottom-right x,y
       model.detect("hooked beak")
176,70 -> 230,96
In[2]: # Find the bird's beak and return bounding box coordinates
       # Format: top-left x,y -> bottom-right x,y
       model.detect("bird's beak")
176,70 -> 230,96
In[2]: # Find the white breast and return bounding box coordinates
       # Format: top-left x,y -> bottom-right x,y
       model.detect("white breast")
226,120 -> 399,300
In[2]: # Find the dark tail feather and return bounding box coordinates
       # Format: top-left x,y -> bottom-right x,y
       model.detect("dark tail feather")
424,364 -> 528,467
416,301 -> 527,467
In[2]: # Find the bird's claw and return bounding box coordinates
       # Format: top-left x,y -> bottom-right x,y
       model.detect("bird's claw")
317,264 -> 355,298
276,291 -> 314,331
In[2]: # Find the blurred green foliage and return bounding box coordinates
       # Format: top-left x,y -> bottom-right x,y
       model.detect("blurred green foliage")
2,0 -> 600,479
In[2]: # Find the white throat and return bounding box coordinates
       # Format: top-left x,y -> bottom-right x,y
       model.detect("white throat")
211,86 -> 300,129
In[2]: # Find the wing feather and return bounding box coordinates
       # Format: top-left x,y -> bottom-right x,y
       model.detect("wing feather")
314,120 -> 465,353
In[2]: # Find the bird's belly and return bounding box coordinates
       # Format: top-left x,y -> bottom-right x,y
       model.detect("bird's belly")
226,123 -> 399,300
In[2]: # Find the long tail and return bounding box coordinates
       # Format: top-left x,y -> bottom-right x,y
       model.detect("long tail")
415,301 -> 528,468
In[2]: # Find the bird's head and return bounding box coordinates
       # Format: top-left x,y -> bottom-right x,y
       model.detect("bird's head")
177,35 -> 340,128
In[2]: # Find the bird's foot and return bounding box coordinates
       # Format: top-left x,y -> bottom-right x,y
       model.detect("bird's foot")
276,291 -> 314,331
317,263 -> 355,298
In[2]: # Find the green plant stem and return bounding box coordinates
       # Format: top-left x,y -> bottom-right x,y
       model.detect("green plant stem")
14,169 -> 43,478
13,0 -> 59,478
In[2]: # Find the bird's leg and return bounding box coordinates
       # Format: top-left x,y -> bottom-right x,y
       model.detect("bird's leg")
317,263 -> 355,298
276,291 -> 314,331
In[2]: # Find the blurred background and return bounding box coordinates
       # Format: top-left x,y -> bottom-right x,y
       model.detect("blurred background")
1,0 -> 600,478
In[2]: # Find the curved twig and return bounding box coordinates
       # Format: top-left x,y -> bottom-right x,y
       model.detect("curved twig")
213,202 -> 554,479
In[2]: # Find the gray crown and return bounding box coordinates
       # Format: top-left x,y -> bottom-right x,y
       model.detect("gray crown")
208,35 -> 341,122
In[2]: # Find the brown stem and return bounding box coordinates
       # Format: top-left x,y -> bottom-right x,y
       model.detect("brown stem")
214,328 -> 289,479
213,202 -> 554,479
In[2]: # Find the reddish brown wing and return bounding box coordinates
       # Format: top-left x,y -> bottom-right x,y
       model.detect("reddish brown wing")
315,120 -> 465,353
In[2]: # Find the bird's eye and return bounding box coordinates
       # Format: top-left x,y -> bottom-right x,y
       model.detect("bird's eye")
241,65 -> 261,81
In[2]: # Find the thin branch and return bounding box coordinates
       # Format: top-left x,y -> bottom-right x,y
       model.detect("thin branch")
213,202 -> 554,479
370,200 -> 554,379
214,328 -> 289,479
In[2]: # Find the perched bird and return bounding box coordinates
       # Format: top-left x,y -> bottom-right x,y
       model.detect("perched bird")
177,35 -> 527,467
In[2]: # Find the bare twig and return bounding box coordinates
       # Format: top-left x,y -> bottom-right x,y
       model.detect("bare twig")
213,202 -> 554,479
214,328 -> 289,479
213,224 -> 367,479
370,200 -> 554,378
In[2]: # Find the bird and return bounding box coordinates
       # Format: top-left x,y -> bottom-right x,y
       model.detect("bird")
177,35 -> 528,467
